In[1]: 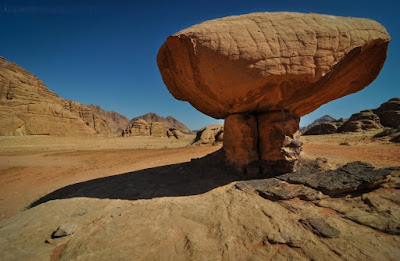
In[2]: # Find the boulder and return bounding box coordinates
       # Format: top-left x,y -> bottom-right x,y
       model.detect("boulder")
192,124 -> 224,146
373,98 -> 400,128
158,12 -> 390,176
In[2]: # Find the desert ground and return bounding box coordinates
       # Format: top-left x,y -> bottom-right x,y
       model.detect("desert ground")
0,131 -> 399,260
0,130 -> 398,222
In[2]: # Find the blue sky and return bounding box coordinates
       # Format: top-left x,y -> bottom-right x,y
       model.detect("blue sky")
0,0 -> 398,129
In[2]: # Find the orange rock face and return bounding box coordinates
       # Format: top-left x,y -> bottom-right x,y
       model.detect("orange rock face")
224,111 -> 301,176
0,57 -> 113,136
157,12 -> 390,176
158,12 -> 390,119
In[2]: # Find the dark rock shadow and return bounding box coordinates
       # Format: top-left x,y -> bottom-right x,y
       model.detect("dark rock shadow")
30,150 -> 240,208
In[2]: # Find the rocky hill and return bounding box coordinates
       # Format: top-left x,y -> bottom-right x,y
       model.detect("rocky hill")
300,115 -> 336,133
131,112 -> 193,134
0,57 -> 126,136
303,98 -> 400,142
87,104 -> 130,134
122,119 -> 185,139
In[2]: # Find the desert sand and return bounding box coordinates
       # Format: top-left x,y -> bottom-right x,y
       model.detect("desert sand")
0,133 -> 399,260
0,134 -> 205,221
1,131 -> 398,222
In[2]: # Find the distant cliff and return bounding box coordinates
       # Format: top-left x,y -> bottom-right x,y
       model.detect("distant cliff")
131,113 -> 193,134
87,104 -> 130,135
0,57 -> 120,136
300,115 -> 336,134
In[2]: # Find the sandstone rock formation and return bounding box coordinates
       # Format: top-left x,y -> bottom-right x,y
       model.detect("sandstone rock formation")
373,97 -> 400,128
167,128 -> 185,139
122,119 -> 185,139
132,113 -> 193,134
300,115 -> 335,133
302,122 -> 339,135
304,98 -> 399,137
191,124 -> 224,146
339,109 -> 383,132
0,57 -> 123,136
87,104 -> 130,134
150,122 -> 167,137
122,119 -> 151,136
157,12 -> 390,176
2,158 -> 399,260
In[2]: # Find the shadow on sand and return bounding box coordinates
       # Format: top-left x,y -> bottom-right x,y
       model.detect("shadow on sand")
31,150 -> 240,208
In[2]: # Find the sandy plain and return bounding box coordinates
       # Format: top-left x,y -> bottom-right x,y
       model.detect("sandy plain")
0,130 -> 399,222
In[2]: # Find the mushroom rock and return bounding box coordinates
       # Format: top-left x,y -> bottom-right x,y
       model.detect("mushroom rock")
157,12 -> 390,177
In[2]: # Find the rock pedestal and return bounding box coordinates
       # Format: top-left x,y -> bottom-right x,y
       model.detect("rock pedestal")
157,12 -> 390,178
224,111 -> 302,177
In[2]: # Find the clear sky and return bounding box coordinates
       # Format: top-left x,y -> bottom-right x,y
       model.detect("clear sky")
0,0 -> 398,130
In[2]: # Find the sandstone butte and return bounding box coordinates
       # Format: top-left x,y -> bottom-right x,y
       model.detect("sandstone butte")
0,57 -> 128,136
157,12 -> 391,177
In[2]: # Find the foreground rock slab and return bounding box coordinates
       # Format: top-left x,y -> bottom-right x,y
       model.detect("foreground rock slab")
0,159 -> 399,260
157,12 -> 391,176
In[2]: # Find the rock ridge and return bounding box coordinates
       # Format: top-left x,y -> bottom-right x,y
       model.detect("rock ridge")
0,57 -> 126,136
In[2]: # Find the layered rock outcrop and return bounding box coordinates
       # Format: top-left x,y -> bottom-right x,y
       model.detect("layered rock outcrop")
87,104 -> 130,134
339,109 -> 383,132
158,12 -> 390,176
373,97 -> 400,128
132,113 -> 193,134
303,98 -> 400,137
0,57 -> 116,136
302,123 -> 339,135
167,128 -> 185,139
122,119 -> 184,139
123,119 -> 151,136
300,115 -> 336,134
191,124 -> 224,146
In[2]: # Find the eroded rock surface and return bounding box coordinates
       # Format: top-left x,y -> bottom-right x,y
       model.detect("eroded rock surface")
303,97 -> 400,137
132,112 -> 193,134
123,119 -> 151,136
150,122 -> 167,137
373,97 -> 400,128
339,110 -> 383,132
122,119 -> 185,139
192,124 -> 224,146
1,159 -> 399,260
158,12 -> 390,119
167,128 -> 185,139
303,122 -> 339,135
0,57 -> 136,136
87,104 -> 130,134
157,12 -> 390,176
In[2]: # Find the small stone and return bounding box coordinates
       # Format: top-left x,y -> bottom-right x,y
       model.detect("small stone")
72,209 -> 87,216
300,218 -> 340,238
52,224 -> 77,238
267,232 -> 287,244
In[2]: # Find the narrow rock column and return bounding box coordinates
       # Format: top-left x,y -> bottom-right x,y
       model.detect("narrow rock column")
223,111 -> 302,178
